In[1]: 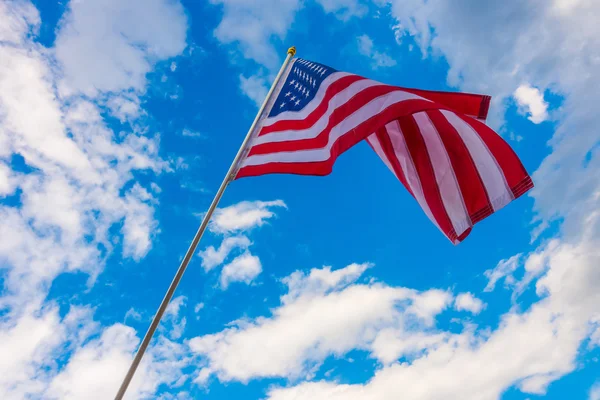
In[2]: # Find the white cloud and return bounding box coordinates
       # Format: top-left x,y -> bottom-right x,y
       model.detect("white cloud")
209,200 -> 287,234
591,381 -> 600,400
357,34 -> 397,69
190,264 -> 455,384
0,162 -> 17,196
0,305 -> 66,399
265,233 -> 600,399
55,0 -> 188,97
47,324 -> 190,400
122,184 -> 159,260
106,95 -> 142,122
0,1 -> 39,45
513,84 -> 549,124
165,295 -> 187,319
0,0 -> 185,308
407,289 -> 453,325
220,252 -> 262,289
484,254 -> 522,292
211,0 -> 366,70
0,1 -> 190,399
357,34 -> 374,54
163,295 -> 188,341
369,329 -> 449,365
124,308 -> 143,323
198,235 -> 251,271
281,263 -> 371,304
315,0 -> 368,20
200,200 -> 286,290
454,292 -> 485,315
181,128 -> 203,138
590,316 -> 600,348
209,0 -> 302,69
46,324 -> 139,400
0,304 -> 187,400
239,73 -> 269,108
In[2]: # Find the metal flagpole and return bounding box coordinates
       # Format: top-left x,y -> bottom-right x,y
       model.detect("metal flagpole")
114,46 -> 297,400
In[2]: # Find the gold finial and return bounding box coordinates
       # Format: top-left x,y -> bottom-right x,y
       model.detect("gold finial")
287,46 -> 297,57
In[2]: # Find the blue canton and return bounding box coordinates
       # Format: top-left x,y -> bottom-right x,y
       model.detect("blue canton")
268,58 -> 337,118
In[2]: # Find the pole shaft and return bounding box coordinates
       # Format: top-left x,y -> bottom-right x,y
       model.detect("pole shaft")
114,48 -> 296,400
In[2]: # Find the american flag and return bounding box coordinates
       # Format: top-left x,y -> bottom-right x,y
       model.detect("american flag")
235,58 -> 533,244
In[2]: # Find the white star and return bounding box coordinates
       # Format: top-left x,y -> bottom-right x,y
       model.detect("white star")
294,82 -> 300,90
320,70 -> 326,76
280,102 -> 286,108
289,79 -> 296,85
302,87 -> 307,95
305,90 -> 310,97
309,77 -> 313,86
295,100 -> 301,106
291,95 -> 296,101
312,81 -> 316,88
285,91 -> 291,97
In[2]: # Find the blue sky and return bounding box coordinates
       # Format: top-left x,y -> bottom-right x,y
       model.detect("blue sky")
0,0 -> 599,399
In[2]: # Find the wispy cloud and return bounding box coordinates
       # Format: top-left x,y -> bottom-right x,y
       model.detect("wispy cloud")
209,200 -> 287,235
357,34 -> 397,69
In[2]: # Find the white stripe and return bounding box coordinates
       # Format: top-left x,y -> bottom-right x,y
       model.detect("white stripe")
262,71 -> 353,127
414,112 -> 471,236
241,91 -> 428,167
385,121 -> 441,232
253,79 -> 388,145
441,110 -> 513,211
366,133 -> 395,175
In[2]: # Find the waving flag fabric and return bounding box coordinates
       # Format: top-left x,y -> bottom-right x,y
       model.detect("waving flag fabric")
235,58 -> 533,244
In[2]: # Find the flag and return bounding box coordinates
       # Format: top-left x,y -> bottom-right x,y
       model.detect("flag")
234,58 -> 533,244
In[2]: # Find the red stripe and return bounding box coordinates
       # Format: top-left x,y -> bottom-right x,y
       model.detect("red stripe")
263,78 -> 491,138
259,75 -> 365,135
239,104 -> 430,179
460,116 -> 532,191
237,161 -> 333,178
374,127 -> 414,197
398,116 -> 457,242
512,176 -> 534,199
239,99 -> 473,180
398,88 -> 491,120
252,85 -> 405,155
426,110 -> 491,223
478,96 -> 491,120
457,227 -> 473,243
249,88 -> 441,156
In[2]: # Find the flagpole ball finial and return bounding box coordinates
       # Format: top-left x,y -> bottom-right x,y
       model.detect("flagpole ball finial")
287,46 -> 296,56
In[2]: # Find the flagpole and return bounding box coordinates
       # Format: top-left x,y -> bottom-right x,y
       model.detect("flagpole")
114,46 -> 297,400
